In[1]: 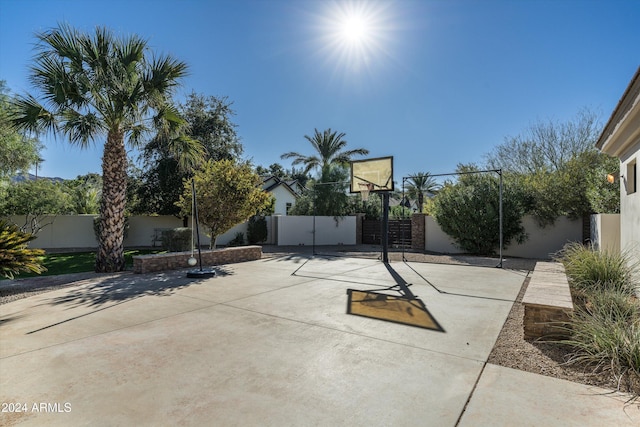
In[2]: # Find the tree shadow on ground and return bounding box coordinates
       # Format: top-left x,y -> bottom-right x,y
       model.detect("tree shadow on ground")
44,266 -> 234,308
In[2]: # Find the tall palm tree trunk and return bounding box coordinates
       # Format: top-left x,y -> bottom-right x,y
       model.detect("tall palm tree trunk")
96,130 -> 127,272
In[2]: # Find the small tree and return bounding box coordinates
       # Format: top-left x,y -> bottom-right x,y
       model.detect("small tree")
177,159 -> 271,248
483,108 -> 618,225
63,173 -> 102,214
0,81 -> 42,180
3,180 -> 73,234
485,108 -> 601,174
432,167 -> 528,255
0,219 -> 46,279
137,93 -> 242,216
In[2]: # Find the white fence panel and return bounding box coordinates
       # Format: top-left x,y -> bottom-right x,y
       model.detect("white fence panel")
276,216 -> 356,246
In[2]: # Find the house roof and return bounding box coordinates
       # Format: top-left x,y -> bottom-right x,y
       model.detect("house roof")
596,66 -> 640,156
261,176 -> 302,198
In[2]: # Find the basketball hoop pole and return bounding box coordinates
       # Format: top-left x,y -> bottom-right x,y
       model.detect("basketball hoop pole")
381,192 -> 390,263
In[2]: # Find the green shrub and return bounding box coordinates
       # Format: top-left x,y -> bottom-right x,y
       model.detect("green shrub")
555,242 -> 638,295
431,171 -> 529,255
227,231 -> 245,247
247,215 -> 268,244
161,228 -> 192,252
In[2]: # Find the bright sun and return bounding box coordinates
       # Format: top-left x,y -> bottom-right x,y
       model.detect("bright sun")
340,15 -> 369,45
314,1 -> 393,74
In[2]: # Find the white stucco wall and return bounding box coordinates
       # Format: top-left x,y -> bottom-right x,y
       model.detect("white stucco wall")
424,215 -> 583,259
502,216 -> 582,259
424,216 -> 458,253
10,215 -> 100,249
619,140 -> 640,271
590,214 -> 621,252
125,216 -> 184,247
10,215 -> 259,249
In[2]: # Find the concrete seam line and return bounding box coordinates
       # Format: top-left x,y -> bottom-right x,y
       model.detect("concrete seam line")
455,361 -> 487,426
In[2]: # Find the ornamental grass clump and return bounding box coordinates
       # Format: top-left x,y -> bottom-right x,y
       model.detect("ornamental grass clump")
563,297 -> 640,392
556,242 -> 638,296
556,242 -> 640,395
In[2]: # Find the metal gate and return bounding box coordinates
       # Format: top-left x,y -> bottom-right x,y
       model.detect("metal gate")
362,219 -> 411,247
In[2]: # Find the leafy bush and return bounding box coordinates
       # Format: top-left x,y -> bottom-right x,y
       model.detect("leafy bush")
247,215 -> 268,244
0,219 -> 46,279
555,242 -> 638,295
161,228 -> 192,252
227,232 -> 245,247
431,170 -> 528,255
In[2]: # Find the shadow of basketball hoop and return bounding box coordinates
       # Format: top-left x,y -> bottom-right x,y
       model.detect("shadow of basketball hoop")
346,263 -> 444,332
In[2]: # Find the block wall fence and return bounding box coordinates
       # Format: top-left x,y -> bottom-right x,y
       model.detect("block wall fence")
8,213 -> 593,260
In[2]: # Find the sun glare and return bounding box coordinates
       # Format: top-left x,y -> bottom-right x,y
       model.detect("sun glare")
313,1 -> 394,75
340,15 -> 368,45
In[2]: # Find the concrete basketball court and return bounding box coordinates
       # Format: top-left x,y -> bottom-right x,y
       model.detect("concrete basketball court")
1,254 -> 638,426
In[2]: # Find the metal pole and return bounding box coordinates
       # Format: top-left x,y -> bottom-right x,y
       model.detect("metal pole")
382,192 -> 390,263
312,185 -> 316,255
498,169 -> 503,269
402,177 -> 406,261
192,179 -> 204,271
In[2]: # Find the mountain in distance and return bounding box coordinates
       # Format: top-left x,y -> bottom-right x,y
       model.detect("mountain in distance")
10,173 -> 65,184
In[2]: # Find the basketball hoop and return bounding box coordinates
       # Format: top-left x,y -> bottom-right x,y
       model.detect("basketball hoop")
359,183 -> 374,201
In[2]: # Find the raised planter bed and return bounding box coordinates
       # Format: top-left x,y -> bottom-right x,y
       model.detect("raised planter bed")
133,245 -> 262,274
522,261 -> 573,340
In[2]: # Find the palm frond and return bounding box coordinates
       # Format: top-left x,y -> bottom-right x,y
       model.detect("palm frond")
167,135 -> 206,172
61,110 -> 103,146
144,55 -> 189,102
10,94 -> 57,134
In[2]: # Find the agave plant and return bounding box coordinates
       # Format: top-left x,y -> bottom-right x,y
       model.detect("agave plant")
0,219 -> 46,279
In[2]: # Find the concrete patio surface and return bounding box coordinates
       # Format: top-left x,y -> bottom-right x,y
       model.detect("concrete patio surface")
1,253 -> 638,426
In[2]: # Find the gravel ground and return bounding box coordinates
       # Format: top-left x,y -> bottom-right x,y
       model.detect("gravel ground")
1,247 -> 637,396
0,271 -> 130,305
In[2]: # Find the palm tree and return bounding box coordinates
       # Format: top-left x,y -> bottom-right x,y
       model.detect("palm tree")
405,172 -> 440,213
281,128 -> 369,175
11,24 -> 203,272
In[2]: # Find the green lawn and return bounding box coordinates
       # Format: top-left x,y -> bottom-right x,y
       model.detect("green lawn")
4,249 -> 166,280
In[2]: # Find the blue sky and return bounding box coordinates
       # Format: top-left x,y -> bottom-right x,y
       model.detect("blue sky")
1,0 -> 638,183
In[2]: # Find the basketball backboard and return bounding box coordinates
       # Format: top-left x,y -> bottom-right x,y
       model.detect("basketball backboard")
350,156 -> 394,193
